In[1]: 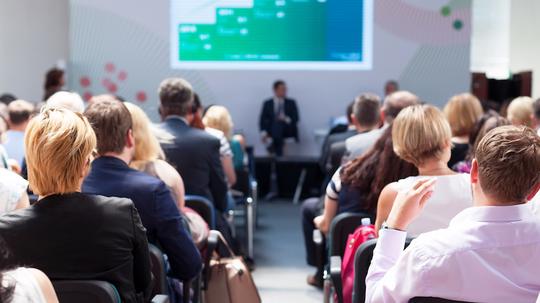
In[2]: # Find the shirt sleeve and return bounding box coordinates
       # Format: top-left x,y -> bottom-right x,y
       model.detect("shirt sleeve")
325,168 -> 342,200
365,229 -> 429,303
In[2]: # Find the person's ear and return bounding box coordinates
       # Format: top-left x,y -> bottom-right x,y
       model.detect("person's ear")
470,159 -> 479,185
526,183 -> 540,201
126,129 -> 135,148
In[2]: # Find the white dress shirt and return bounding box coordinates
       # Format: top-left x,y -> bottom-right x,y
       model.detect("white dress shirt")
366,204 -> 540,303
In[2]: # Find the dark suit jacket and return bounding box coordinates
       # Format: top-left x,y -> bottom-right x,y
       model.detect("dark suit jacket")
82,156 -> 202,281
319,129 -> 357,174
157,117 -> 228,212
0,193 -> 152,303
259,98 -> 300,141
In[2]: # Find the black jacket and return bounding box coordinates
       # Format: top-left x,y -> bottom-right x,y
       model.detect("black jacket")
0,193 -> 152,303
259,98 -> 300,141
157,117 -> 228,212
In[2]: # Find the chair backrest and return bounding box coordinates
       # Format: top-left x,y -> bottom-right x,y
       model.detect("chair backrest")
409,297 -> 473,303
232,168 -> 250,196
352,238 -> 413,303
149,244 -> 168,296
52,280 -> 121,303
185,195 -> 216,229
328,212 -> 373,258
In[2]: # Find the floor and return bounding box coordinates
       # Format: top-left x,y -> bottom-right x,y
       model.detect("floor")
251,200 -> 322,303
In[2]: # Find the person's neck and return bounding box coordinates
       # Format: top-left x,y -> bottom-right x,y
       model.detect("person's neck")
417,159 -> 454,176
472,189 -> 524,207
102,152 -> 131,165
452,136 -> 469,144
355,125 -> 376,133
9,123 -> 27,132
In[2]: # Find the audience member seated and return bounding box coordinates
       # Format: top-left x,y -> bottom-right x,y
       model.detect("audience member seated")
375,105 -> 473,236
301,125 -> 417,287
0,115 -> 11,169
156,78 -> 231,236
0,168 -> 29,215
42,68 -> 65,101
4,100 -> 34,166
345,91 -> 418,159
443,93 -> 483,168
46,91 -> 85,113
0,238 -> 59,303
125,102 -> 209,248
453,111 -> 509,173
366,126 -> 540,302
82,96 -> 201,294
319,101 -> 355,174
507,96 -> 535,128
384,80 -> 399,96
0,107 -> 153,302
200,104 -> 237,188
203,105 -> 247,171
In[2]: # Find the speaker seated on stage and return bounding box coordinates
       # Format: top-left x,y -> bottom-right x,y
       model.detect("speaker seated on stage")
259,80 -> 299,156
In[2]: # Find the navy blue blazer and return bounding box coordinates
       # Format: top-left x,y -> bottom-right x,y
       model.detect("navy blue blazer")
82,156 -> 201,280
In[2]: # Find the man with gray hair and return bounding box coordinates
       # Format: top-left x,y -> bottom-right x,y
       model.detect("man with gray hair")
46,91 -> 85,113
156,78 -> 229,230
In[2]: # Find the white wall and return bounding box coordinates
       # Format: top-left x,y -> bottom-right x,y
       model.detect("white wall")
0,0 -> 69,102
509,0 -> 540,98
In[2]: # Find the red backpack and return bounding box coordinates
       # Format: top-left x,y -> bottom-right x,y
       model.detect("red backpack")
341,221 -> 376,303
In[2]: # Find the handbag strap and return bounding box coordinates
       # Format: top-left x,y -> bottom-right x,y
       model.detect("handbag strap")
217,232 -> 236,258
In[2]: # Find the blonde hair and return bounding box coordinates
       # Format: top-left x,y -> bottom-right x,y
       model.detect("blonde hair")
444,93 -> 483,137
392,105 -> 452,167
25,107 -> 96,196
507,96 -> 534,127
124,102 -> 165,169
203,105 -> 234,139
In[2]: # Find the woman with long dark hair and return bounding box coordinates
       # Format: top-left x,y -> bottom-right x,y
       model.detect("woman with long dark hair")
302,125 -> 418,287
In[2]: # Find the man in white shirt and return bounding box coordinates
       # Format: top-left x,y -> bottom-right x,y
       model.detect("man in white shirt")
366,125 -> 540,303
4,100 -> 34,166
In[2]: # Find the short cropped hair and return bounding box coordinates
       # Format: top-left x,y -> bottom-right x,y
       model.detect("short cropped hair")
203,105 -> 234,139
393,105 -> 452,166
46,91 -> 85,113
353,93 -> 381,128
273,80 -> 286,91
8,100 -> 35,125
25,107 -> 96,196
476,126 -> 540,203
507,96 -> 534,127
84,95 -> 132,155
158,78 -> 194,117
383,91 -> 419,123
444,93 -> 483,137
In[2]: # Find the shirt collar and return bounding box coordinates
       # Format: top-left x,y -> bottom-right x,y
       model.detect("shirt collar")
449,203 -> 534,226
165,115 -> 189,125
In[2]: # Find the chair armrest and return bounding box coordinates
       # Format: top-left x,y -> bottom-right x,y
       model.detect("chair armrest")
203,230 -> 220,289
330,255 -> 343,303
151,295 -> 170,303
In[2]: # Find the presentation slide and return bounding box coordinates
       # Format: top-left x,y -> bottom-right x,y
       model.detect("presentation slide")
170,0 -> 373,70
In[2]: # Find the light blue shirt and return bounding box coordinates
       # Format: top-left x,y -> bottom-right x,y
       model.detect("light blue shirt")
4,130 -> 25,166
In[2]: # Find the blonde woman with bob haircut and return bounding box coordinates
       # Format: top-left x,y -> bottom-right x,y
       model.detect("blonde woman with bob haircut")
375,105 -> 473,236
443,93 -> 483,167
0,107 -> 153,303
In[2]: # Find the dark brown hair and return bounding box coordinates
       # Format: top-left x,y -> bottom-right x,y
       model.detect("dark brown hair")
340,125 -> 418,213
476,126 -> 540,203
84,95 -> 132,155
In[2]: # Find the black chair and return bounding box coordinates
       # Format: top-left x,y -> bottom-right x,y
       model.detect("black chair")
52,280 -> 121,303
53,280 -> 171,303
352,238 -> 413,303
149,244 -> 169,297
313,212 -> 373,303
185,195 -> 216,229
410,298 -> 473,303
